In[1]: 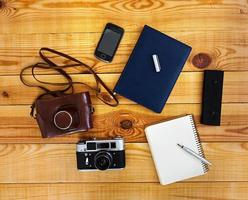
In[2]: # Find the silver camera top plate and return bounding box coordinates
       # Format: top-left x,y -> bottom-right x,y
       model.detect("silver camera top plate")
76,138 -> 124,152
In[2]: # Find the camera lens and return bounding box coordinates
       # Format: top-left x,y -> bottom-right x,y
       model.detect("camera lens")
94,152 -> 113,170
53,110 -> 73,130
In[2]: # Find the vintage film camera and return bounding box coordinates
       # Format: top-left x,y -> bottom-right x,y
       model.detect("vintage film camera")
35,92 -> 93,138
76,138 -> 125,171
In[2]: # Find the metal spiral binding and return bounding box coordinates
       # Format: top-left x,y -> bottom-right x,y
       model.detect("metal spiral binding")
189,115 -> 209,173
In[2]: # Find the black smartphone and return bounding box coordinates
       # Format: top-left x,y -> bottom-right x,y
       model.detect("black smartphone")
95,23 -> 124,62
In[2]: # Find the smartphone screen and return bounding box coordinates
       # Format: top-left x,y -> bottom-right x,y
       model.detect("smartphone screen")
95,23 -> 124,62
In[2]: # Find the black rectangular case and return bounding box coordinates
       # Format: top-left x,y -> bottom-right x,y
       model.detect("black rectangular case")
201,70 -> 224,126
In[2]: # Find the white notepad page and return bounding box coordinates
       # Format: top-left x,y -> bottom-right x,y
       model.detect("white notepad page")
145,115 -> 208,185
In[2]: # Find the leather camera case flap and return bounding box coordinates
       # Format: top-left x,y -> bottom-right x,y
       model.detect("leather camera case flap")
35,92 -> 93,138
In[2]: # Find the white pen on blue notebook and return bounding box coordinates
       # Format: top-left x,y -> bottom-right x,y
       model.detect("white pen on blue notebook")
152,54 -> 161,72
177,143 -> 212,166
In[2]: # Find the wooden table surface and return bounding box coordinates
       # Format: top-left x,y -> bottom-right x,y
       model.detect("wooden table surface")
0,0 -> 248,199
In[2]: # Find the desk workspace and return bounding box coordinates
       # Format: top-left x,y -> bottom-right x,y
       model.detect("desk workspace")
0,1 -> 248,200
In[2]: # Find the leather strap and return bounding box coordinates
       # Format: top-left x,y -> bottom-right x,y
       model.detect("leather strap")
20,48 -> 119,117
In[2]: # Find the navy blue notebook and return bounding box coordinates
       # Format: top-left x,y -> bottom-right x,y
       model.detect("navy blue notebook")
114,25 -> 192,113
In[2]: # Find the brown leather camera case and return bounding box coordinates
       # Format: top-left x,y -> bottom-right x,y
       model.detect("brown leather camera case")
35,92 -> 93,138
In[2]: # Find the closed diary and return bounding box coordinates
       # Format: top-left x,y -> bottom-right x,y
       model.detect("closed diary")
114,25 -> 192,113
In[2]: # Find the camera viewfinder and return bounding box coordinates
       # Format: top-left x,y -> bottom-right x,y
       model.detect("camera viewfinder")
97,143 -> 109,149
87,142 -> 96,150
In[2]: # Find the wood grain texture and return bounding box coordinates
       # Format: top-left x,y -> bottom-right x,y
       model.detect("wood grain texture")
1,31 -> 248,74
1,182 -> 248,200
0,72 -> 247,105
1,0 -> 248,34
0,143 -> 247,183
0,103 -> 247,143
1,0 -> 248,198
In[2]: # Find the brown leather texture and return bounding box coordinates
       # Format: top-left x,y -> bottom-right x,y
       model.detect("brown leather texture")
20,48 -> 119,118
35,92 -> 93,138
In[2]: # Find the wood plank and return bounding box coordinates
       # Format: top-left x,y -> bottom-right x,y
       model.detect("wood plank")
1,31 -> 248,74
0,103 -> 247,143
1,0 -> 248,34
0,143 -> 247,183
0,1 -> 247,199
0,72 -> 247,105
0,182 -> 247,200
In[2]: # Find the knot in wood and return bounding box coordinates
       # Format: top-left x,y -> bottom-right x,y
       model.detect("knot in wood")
192,53 -> 212,69
120,120 -> 132,129
2,91 -> 9,98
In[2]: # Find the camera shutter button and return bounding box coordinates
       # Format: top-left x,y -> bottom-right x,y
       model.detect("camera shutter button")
54,110 -> 73,130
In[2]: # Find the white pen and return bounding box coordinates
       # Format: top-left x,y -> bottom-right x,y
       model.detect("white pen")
152,54 -> 161,72
177,143 -> 212,166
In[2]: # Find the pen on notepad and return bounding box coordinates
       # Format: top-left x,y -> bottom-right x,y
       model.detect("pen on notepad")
177,144 -> 212,166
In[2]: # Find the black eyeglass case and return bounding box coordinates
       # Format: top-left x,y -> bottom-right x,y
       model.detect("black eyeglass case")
201,70 -> 224,126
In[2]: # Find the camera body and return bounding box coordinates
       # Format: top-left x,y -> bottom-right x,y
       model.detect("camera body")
76,138 -> 125,171
35,92 -> 93,138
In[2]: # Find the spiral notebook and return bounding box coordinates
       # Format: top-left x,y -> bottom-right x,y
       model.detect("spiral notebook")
145,115 -> 209,185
